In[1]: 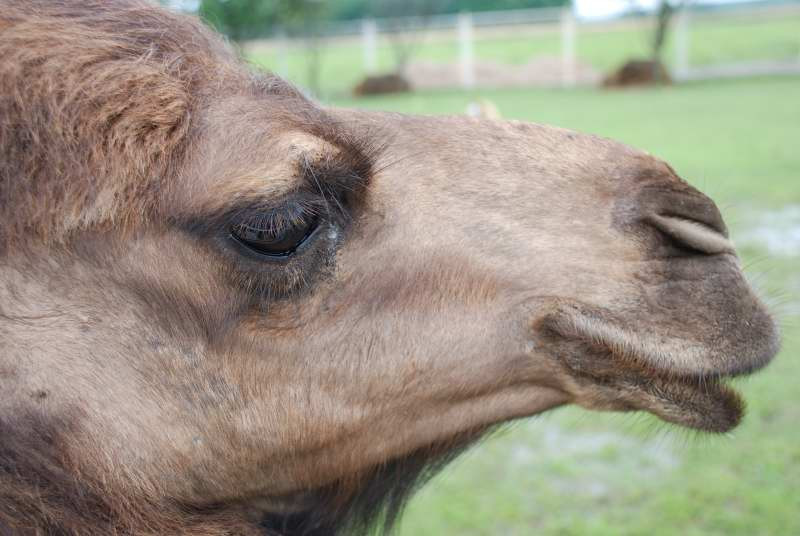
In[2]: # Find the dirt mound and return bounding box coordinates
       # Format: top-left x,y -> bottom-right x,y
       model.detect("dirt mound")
603,59 -> 672,87
406,56 -> 600,90
353,73 -> 412,96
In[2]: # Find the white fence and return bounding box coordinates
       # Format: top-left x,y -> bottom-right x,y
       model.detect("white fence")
348,7 -> 577,87
245,0 -> 800,94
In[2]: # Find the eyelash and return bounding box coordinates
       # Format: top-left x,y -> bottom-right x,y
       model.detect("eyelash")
230,202 -> 322,258
237,202 -> 318,235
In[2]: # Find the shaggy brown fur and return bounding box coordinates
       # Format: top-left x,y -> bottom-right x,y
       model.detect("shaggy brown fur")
0,1 -> 778,535
3,1 -> 195,244
0,0 -> 299,247
0,411 -> 266,536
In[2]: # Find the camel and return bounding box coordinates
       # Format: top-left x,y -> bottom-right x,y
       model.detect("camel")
0,1 -> 779,535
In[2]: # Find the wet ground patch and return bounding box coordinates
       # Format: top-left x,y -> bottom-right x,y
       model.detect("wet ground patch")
733,205 -> 800,258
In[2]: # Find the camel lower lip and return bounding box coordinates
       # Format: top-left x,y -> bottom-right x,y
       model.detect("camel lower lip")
639,374 -> 744,433
589,349 -> 746,433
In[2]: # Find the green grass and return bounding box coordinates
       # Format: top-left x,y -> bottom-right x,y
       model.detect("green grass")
248,10 -> 800,96
327,76 -> 800,535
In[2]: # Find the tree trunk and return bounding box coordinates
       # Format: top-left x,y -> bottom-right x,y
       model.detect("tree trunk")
651,1 -> 680,83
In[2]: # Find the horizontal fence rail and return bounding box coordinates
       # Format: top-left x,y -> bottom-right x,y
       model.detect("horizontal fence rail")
242,0 -> 800,95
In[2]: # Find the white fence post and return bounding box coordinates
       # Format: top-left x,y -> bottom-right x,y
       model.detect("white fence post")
458,12 -> 476,89
560,6 -> 576,88
362,18 -> 378,75
674,7 -> 690,81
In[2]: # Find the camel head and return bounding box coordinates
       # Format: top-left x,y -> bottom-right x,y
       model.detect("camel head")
0,1 -> 779,535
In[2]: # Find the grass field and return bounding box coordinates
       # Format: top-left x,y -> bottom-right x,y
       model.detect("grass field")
248,8 -> 800,96
328,76 -> 800,535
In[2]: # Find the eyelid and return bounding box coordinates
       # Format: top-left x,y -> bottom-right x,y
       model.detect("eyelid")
235,202 -> 313,233
229,191 -> 325,222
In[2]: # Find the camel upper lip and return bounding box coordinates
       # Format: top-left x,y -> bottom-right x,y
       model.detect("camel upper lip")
544,302 -> 778,379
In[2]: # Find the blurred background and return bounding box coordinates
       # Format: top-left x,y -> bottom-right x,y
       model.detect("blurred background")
167,1 -> 799,534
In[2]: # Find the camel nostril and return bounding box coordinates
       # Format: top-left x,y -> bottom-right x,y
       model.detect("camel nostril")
634,187 -> 732,256
648,214 -> 735,255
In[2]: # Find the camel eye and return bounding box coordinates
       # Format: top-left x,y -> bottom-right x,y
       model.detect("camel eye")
230,213 -> 319,258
